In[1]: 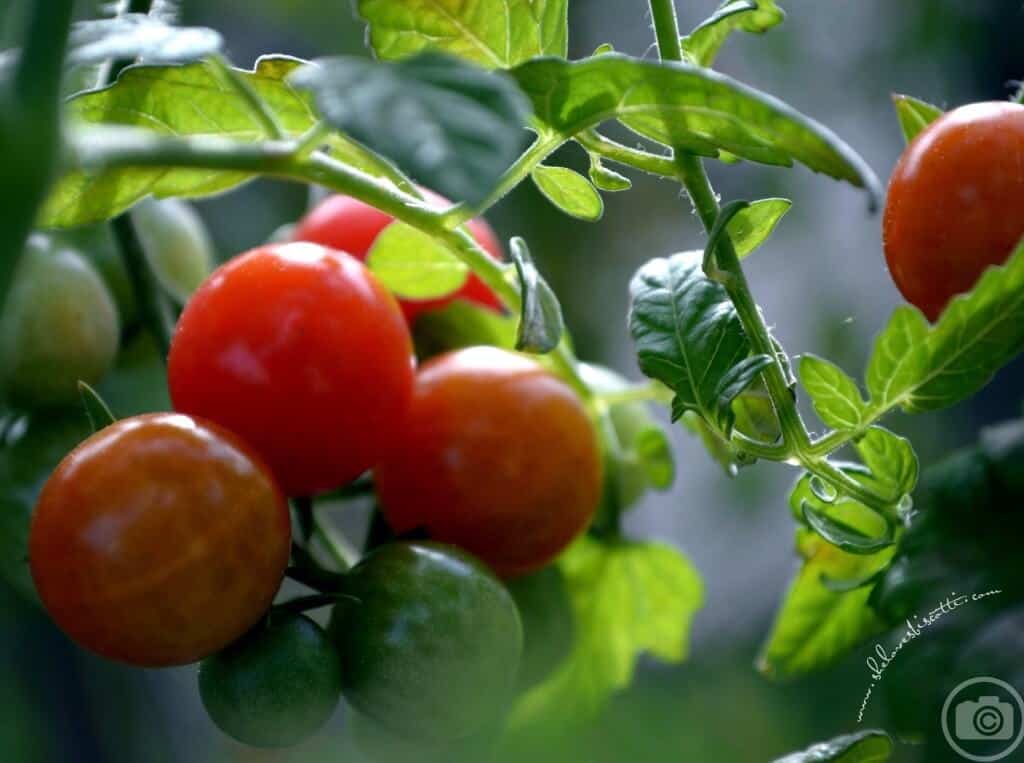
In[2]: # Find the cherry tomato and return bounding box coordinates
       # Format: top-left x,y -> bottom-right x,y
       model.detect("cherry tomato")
883,101 -> 1024,321
167,243 -> 414,496
374,347 -> 602,577
292,190 -> 504,323
199,613 -> 342,748
132,197 -> 215,304
330,542 -> 522,741
0,234 -> 119,408
29,413 -> 290,667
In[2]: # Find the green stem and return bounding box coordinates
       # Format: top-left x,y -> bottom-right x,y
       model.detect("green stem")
209,55 -> 285,140
675,153 -> 808,452
69,127 -> 591,398
284,564 -> 346,593
646,0 -> 895,515
593,380 -> 673,407
271,593 -> 340,616
575,130 -> 677,178
312,515 -> 358,571
444,131 -> 565,227
648,0 -> 685,62
111,215 -> 175,357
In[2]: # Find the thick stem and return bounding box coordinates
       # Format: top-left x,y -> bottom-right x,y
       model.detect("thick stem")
646,0 -> 895,514
675,154 -> 809,451
110,215 -> 175,357
648,0 -> 685,62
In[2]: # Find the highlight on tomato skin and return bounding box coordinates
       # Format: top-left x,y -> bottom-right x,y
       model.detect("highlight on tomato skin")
167,242 -> 415,497
373,346 -> 603,578
28,413 -> 291,668
292,189 -> 505,323
883,101 -> 1024,321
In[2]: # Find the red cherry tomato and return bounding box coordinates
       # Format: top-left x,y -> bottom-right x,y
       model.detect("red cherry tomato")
883,101 -> 1024,321
29,413 -> 290,667
292,190 -> 504,323
373,347 -> 602,578
168,243 -> 414,496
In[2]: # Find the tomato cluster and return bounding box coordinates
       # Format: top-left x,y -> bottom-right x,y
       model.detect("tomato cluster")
22,193 -> 602,749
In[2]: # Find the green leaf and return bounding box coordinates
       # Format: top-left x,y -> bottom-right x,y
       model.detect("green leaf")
592,43 -> 615,56
413,301 -> 518,359
864,305 -> 929,413
530,165 -> 604,221
854,427 -> 918,500
682,0 -> 785,68
732,377 -> 782,445
507,536 -> 702,732
728,197 -> 791,258
799,354 -> 867,431
510,237 -> 564,354
758,528 -> 893,679
367,222 -> 468,300
773,730 -> 895,763
77,381 -> 117,432
587,155 -> 632,192
629,251 -> 773,435
865,242 -> 1024,415
68,14 -> 222,66
292,53 -> 530,205
511,55 -> 881,202
357,0 -> 568,69
891,94 -> 943,144
42,57 -> 407,226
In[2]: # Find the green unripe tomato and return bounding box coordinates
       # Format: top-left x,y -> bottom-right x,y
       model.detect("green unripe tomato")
198,614 -> 342,748
131,198 -> 214,304
506,565 -> 574,691
0,235 -> 119,408
53,224 -> 138,328
330,542 -> 522,741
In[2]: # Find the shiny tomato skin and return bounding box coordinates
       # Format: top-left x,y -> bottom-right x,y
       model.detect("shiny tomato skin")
883,101 -> 1024,321
292,190 -> 504,323
167,243 -> 415,496
29,413 -> 290,667
373,347 -> 602,578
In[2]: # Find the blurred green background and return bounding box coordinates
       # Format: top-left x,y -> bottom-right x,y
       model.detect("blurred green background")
2,0 -> 1024,761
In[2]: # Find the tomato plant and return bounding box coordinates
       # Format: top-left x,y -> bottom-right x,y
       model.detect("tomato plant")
374,346 -> 602,577
4,0 -> 1024,760
29,413 -> 290,666
167,242 -> 414,496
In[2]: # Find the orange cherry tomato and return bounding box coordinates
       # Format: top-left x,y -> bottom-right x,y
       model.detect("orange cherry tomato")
884,101 -> 1024,321
292,190 -> 504,323
168,243 -> 414,496
373,347 -> 602,578
29,413 -> 290,667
